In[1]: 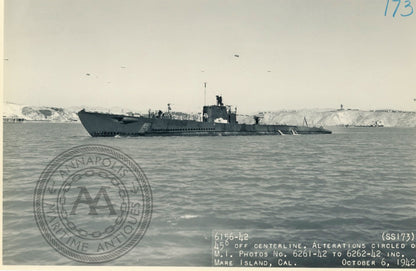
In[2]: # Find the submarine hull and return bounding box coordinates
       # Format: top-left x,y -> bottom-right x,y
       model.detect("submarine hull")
78,110 -> 332,137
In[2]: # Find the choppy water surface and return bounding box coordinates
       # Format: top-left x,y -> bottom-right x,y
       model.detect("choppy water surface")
3,123 -> 416,265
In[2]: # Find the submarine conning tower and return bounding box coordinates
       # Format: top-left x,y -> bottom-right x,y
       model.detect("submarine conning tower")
202,95 -> 237,124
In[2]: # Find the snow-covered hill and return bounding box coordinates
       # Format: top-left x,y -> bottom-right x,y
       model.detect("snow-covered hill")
3,102 -> 416,127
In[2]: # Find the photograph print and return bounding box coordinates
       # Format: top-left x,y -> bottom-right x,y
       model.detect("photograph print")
2,0 -> 416,268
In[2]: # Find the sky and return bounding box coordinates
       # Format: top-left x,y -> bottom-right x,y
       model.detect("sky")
4,0 -> 416,113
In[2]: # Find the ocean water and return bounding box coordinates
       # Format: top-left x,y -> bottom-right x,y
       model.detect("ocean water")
3,123 -> 416,266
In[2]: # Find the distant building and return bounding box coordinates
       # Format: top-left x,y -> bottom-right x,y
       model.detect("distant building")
3,116 -> 25,123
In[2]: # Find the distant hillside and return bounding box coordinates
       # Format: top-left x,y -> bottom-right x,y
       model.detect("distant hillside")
3,103 -> 79,122
238,109 -> 416,127
3,102 -> 416,127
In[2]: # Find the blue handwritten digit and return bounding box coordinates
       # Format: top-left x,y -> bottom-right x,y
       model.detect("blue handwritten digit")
392,0 -> 401,17
385,0 -> 390,16
401,0 -> 414,16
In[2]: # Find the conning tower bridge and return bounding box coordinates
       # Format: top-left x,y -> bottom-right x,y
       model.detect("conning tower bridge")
202,95 -> 237,124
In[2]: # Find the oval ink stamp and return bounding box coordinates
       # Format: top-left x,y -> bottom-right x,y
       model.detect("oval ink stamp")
33,144 -> 152,263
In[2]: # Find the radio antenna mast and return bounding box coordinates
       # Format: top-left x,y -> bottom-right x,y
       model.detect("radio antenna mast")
204,82 -> 207,106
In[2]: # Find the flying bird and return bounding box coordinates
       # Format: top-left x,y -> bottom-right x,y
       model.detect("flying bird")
86,73 -> 91,76
234,54 -> 240,58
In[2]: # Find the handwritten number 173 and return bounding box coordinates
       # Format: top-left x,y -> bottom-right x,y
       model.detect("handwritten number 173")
385,0 -> 414,17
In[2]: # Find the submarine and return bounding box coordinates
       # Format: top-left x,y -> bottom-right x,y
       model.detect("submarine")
78,95 -> 331,137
